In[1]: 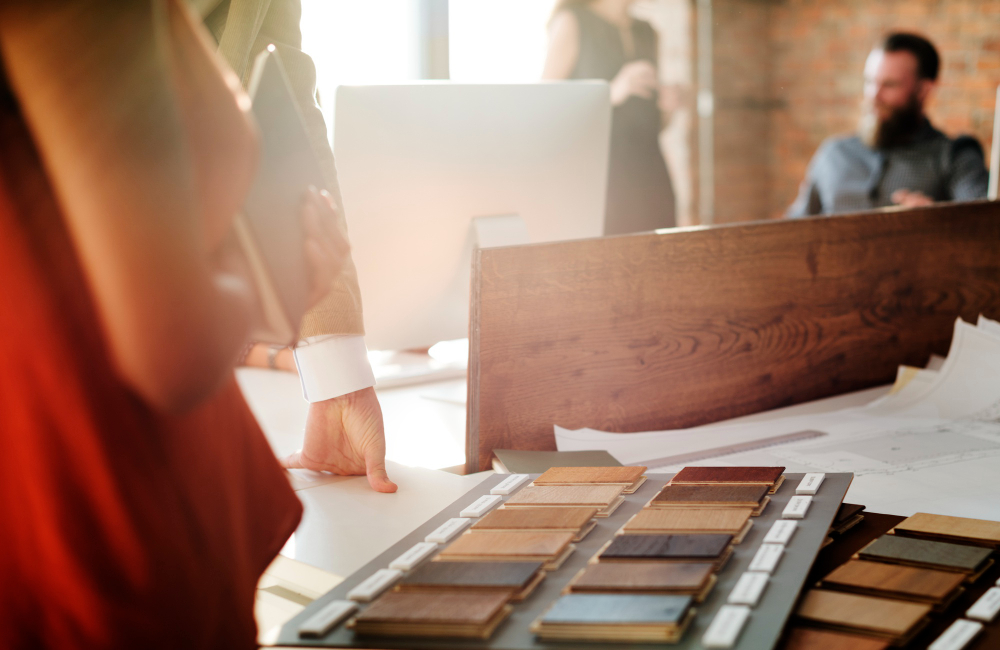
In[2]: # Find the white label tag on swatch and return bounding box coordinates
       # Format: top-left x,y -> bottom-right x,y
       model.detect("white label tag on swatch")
702,604 -> 751,648
346,568 -> 403,602
460,494 -> 503,518
388,542 -> 438,571
967,587 -> 1000,623
491,474 -> 529,495
748,543 -> 784,573
425,517 -> 472,544
763,520 -> 798,545
727,572 -> 769,607
928,619 -> 984,650
298,599 -> 358,637
782,495 -> 812,519
796,472 -> 825,495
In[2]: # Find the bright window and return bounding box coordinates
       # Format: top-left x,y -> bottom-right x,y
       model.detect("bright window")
300,0 -> 422,132
448,0 -> 557,82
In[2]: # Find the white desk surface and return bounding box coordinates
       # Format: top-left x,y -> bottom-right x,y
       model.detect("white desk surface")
236,367 -> 885,580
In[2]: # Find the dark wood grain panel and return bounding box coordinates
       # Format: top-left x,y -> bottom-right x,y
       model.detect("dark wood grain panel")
467,202 -> 1000,471
651,484 -> 769,506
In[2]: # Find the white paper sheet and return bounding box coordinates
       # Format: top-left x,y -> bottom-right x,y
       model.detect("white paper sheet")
554,317 -> 1000,519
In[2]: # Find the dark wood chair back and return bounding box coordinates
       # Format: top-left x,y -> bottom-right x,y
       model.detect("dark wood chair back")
466,202 -> 1000,472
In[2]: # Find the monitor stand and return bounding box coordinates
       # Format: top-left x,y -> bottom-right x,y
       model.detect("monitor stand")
368,215 -> 528,392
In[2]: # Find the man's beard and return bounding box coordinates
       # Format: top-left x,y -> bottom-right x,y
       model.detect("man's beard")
858,95 -> 924,149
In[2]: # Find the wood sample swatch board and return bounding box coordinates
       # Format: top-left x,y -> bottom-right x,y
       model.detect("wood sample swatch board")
276,473 -> 852,649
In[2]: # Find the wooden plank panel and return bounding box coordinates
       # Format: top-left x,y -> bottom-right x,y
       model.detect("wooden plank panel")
467,202 -> 1000,471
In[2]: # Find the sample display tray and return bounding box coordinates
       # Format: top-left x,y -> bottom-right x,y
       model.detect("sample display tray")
277,472 -> 852,649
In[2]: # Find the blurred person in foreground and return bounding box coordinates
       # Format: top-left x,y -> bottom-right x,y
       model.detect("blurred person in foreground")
788,32 -> 988,218
0,0 -> 347,646
203,0 -> 397,494
543,0 -> 680,235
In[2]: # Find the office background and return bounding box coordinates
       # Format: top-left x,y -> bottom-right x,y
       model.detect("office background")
301,0 -> 999,228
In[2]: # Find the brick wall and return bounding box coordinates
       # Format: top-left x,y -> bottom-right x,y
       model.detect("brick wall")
710,0 -> 1000,222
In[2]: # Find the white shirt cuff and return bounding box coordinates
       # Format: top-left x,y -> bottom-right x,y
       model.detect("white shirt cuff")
292,335 -> 375,403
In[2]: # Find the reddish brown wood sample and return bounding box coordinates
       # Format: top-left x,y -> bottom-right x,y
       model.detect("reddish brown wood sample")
466,202 -> 1000,471
671,466 -> 784,485
820,559 -> 965,604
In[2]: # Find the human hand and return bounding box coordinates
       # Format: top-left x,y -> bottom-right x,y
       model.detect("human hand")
610,60 -> 658,106
281,386 -> 398,493
891,189 -> 934,208
302,187 -> 350,310
657,83 -> 687,114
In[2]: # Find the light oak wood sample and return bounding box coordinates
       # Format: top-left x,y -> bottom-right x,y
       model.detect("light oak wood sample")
623,507 -> 753,543
471,506 -> 598,542
534,466 -> 648,493
438,531 -> 576,569
795,589 -> 931,643
892,512 -> 1000,548
503,485 -> 625,517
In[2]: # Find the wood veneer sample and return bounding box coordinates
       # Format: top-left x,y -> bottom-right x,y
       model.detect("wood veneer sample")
350,591 -> 512,639
892,512 -> 1000,548
531,593 -> 695,643
650,484 -> 770,515
598,534 -> 733,570
503,484 -> 625,517
857,534 -> 994,576
794,590 -> 931,644
534,466 -> 648,493
623,507 -> 753,543
567,561 -> 716,602
782,627 -> 890,650
821,560 -> 965,606
834,503 -> 866,525
471,506 -> 598,542
397,561 -> 545,601
438,531 -> 576,569
670,466 -> 785,493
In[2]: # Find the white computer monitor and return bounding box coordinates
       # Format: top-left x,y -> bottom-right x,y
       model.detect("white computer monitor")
334,82 -> 611,353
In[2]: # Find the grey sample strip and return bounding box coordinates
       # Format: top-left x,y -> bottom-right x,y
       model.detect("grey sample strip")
278,472 -> 853,650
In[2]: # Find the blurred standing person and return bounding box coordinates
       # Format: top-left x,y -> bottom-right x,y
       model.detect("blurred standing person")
544,0 -> 677,235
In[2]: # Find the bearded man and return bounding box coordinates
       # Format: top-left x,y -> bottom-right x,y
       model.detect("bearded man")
787,32 -> 988,218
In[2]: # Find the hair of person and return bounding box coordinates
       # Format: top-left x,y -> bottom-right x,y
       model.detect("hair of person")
880,32 -> 940,81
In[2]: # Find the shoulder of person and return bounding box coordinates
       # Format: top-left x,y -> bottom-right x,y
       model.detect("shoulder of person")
947,133 -> 985,160
550,7 -> 582,33
816,134 -> 864,159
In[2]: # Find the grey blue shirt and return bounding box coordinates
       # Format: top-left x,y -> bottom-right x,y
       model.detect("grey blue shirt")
787,119 -> 988,218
